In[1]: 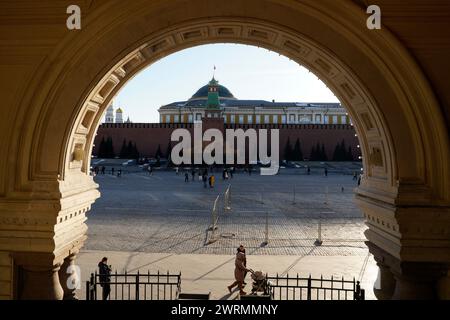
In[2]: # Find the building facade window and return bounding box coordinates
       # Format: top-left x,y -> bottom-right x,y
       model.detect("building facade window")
188,114 -> 193,123
282,115 -> 287,124
223,115 -> 227,124
324,115 -> 329,124
264,115 -> 270,123
247,115 -> 253,124
256,115 -> 261,124
315,114 -> 321,124
273,115 -> 278,124
174,115 -> 179,123
341,115 -> 347,124
165,115 -> 171,123
299,115 -> 312,123
239,115 -> 244,124
332,115 -> 338,124
196,113 -> 202,120
231,115 -> 235,124
289,114 -> 296,123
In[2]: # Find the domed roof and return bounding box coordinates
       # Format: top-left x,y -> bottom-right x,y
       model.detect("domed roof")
190,81 -> 236,100
116,108 -> 123,113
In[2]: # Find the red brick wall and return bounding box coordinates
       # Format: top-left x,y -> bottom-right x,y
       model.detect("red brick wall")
93,123 -> 360,161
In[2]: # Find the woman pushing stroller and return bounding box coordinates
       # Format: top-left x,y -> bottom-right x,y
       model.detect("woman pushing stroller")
228,245 -> 251,296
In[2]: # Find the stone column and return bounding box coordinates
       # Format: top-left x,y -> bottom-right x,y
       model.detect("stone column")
19,263 -> 64,300
59,252 -> 79,300
373,261 -> 396,300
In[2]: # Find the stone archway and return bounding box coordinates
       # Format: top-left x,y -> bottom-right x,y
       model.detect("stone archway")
0,0 -> 449,300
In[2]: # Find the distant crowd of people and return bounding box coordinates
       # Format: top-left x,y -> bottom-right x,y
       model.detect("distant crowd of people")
92,166 -> 122,177
179,167 -> 238,189
91,163 -> 363,189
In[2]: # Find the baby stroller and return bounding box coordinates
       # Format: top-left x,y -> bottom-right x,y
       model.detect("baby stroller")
248,269 -> 271,296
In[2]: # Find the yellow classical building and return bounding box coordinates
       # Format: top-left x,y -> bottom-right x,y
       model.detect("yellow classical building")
158,78 -> 350,125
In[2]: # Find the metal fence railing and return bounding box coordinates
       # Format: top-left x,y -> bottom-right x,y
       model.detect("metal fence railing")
266,274 -> 365,300
86,271 -> 181,300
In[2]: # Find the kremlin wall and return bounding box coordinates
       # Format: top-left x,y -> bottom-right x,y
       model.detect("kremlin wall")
92,121 -> 360,162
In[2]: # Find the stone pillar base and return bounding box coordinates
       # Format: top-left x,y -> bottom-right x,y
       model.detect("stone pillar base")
373,263 -> 396,300
13,253 -> 64,300
367,241 -> 449,300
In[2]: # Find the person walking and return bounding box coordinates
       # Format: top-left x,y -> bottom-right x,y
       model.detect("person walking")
191,169 -> 195,181
111,167 -> 115,175
210,174 -> 215,188
324,168 -> 328,177
307,166 -> 311,175
185,172 -> 189,182
202,173 -> 208,188
353,171 -> 357,180
101,166 -> 106,175
98,257 -> 112,300
228,245 -> 250,296
117,168 -> 122,178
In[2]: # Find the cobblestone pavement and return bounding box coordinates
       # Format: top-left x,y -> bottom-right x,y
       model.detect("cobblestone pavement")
85,167 -> 368,256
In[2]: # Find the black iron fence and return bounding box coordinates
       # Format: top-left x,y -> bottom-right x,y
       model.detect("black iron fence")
86,271 -> 181,300
85,271 -> 364,301
266,274 -> 365,300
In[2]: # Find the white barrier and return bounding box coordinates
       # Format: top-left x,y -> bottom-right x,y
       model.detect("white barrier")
224,184 -> 231,212
206,195 -> 220,244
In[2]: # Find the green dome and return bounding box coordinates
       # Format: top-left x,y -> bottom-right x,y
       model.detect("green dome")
190,82 -> 236,100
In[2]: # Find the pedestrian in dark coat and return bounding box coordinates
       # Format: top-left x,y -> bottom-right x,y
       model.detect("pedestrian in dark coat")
202,173 -> 208,188
98,257 -> 112,300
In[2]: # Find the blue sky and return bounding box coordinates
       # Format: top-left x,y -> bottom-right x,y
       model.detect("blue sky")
113,44 -> 339,123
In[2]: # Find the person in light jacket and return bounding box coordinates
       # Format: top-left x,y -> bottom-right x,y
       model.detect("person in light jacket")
227,245 -> 250,296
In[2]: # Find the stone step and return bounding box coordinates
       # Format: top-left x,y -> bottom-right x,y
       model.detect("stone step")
178,292 -> 211,300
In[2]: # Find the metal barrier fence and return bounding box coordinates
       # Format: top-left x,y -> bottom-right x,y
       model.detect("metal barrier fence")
266,274 -> 365,300
206,195 -> 220,244
224,184 -> 231,211
86,271 -> 181,300
206,184 -> 232,245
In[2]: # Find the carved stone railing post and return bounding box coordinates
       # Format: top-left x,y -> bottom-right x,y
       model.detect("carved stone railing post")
59,251 -> 80,300
373,260 -> 396,300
